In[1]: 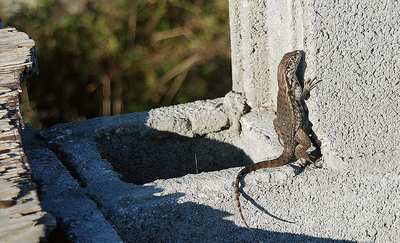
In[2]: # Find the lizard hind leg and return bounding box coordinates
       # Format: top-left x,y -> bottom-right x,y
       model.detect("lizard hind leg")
309,129 -> 322,149
294,129 -> 314,167
304,124 -> 323,162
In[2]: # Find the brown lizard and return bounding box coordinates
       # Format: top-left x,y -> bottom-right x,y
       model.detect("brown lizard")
234,50 -> 322,227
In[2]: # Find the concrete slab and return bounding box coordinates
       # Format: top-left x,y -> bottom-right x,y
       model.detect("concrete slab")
26,97 -> 400,242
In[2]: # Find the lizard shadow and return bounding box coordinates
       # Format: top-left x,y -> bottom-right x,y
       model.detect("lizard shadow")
95,123 -> 254,185
107,183 -> 356,242
239,146 -> 323,225
239,177 -> 297,224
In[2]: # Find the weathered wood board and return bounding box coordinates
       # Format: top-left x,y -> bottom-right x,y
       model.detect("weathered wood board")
0,27 -> 55,243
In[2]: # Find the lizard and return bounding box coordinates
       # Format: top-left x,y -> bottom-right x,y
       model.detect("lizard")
234,50 -> 322,227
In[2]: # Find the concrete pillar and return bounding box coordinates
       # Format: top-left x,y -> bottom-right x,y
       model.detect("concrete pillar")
229,0 -> 314,108
229,0 -> 400,169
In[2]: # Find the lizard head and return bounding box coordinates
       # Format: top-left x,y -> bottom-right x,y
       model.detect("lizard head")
278,50 -> 305,90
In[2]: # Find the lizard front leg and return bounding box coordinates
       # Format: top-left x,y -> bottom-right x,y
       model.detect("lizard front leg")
302,78 -> 321,100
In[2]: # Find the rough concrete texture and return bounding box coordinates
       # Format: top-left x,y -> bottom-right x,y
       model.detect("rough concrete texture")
229,0 -> 400,170
24,95 -> 398,242
229,0 -> 312,108
44,97 -> 238,141
43,97 -> 252,184
238,109 -> 282,161
311,0 -> 400,167
147,98 -> 229,137
23,1 -> 400,242
24,130 -> 122,243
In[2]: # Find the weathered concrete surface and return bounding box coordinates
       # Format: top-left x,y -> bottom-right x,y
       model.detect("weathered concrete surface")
146,165 -> 400,242
43,97 -> 252,185
148,98 -> 229,137
24,128 -> 122,243
311,0 -> 400,168
229,0 -> 400,171
25,95 -> 398,242
229,0 -> 312,108
44,97 -> 236,140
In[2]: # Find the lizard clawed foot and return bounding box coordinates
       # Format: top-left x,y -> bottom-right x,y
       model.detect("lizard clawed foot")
297,160 -> 324,171
304,77 -> 322,92
302,78 -> 321,100
308,154 -> 326,169
308,157 -> 324,169
294,152 -> 324,172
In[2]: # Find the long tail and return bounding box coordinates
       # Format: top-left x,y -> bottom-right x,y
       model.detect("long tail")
234,154 -> 291,227
234,166 -> 252,227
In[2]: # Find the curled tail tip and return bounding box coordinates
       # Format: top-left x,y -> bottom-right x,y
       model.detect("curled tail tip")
237,207 -> 250,227
241,218 -> 250,228
285,219 -> 297,224
236,207 -> 250,228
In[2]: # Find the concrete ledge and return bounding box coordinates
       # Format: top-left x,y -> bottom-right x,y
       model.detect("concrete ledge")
30,122 -> 400,241
24,92 -> 400,241
27,145 -> 122,243
43,97 -> 235,141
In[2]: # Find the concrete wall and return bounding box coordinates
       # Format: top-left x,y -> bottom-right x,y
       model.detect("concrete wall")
229,0 -> 313,108
229,0 -> 400,169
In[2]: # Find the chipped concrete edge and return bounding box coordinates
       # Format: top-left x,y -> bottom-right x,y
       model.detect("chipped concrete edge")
42,92 -> 248,143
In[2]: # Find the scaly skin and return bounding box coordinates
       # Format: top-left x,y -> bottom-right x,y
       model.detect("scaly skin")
234,50 -> 322,227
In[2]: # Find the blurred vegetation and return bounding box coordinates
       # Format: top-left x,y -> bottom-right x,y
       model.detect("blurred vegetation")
2,0 -> 231,128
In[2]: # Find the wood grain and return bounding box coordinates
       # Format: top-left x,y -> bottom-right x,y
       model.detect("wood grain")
0,27 -> 55,243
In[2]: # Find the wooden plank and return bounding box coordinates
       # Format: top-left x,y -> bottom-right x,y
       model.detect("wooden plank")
0,28 -> 55,242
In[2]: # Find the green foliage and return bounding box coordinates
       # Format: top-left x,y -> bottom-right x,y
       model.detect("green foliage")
5,0 -> 231,127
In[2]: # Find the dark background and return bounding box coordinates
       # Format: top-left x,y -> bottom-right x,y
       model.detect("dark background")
1,0 -> 231,128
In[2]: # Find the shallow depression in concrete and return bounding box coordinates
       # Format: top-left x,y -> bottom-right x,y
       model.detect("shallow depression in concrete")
96,126 -> 251,184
